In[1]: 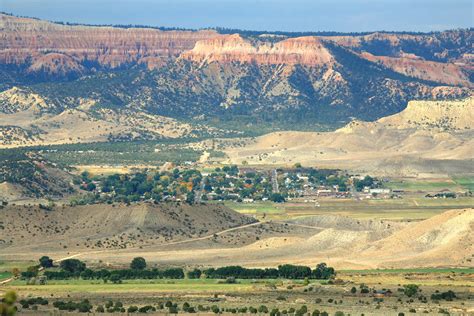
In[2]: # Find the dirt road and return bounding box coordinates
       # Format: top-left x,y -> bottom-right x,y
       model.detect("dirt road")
0,221 -> 264,286
0,252 -> 99,286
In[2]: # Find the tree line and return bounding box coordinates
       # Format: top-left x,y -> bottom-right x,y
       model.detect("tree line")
202,263 -> 335,280
26,257 -> 335,281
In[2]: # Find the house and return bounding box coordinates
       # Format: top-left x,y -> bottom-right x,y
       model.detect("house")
426,191 -> 456,199
297,174 -> 308,181
369,188 -> 391,194
239,168 -> 257,175
373,290 -> 392,298
317,189 -> 333,197
206,192 -> 218,200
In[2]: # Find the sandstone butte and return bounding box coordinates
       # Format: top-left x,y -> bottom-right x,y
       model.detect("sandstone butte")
180,34 -> 335,66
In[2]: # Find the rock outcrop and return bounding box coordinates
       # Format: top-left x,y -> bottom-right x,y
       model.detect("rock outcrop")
360,52 -> 473,87
0,13 -> 472,134
0,13 -> 218,72
181,34 -> 334,66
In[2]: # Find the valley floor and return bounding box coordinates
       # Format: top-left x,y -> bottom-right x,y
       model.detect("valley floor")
1,200 -> 473,315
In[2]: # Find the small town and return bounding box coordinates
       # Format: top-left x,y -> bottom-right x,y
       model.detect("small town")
73,164 -> 466,206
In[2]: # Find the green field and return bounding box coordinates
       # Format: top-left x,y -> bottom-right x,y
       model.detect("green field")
6,278 -> 312,295
6,269 -> 473,297
340,268 -> 474,274
224,196 -> 474,221
0,271 -> 12,281
223,201 -> 284,216
43,147 -> 202,165
0,260 -> 36,273
1,140 -> 205,166
453,176 -> 474,191
385,176 -> 474,192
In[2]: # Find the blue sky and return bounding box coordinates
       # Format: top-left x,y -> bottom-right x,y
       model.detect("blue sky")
1,0 -> 472,32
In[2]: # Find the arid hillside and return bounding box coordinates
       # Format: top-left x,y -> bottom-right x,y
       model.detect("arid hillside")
1,203 -> 471,270
0,151 -> 76,200
0,203 -> 258,254
222,97 -> 474,176
0,87 -> 229,147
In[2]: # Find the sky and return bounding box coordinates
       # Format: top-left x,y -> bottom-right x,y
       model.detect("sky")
1,0 -> 472,32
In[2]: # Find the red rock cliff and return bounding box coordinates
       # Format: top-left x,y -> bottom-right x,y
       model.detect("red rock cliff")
0,13 -> 218,70
181,34 -> 335,66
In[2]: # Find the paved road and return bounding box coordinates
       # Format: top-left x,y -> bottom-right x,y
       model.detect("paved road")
271,169 -> 279,193
350,183 -> 359,199
194,176 -> 207,203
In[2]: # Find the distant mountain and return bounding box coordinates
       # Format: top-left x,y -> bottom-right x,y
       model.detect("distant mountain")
0,13 -> 472,139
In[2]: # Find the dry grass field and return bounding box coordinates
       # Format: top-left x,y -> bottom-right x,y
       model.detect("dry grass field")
73,165 -> 160,176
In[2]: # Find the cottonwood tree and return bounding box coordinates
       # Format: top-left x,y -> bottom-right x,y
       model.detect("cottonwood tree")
130,257 -> 147,270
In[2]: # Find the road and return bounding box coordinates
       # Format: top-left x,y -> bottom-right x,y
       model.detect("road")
271,169 -> 279,193
144,221 -> 262,247
282,222 -> 325,230
198,151 -> 210,164
0,252 -> 87,286
350,183 -> 359,199
194,176 -> 207,203
0,221 -> 264,286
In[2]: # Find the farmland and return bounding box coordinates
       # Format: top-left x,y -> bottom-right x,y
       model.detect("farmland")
2,266 -> 473,315
224,197 -> 474,221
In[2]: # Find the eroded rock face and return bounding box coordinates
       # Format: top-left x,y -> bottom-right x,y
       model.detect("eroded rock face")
322,30 -> 474,88
0,13 -> 218,72
360,52 -> 473,87
1,12 -> 472,88
0,13 -> 471,131
181,34 -> 334,66
322,30 -> 473,63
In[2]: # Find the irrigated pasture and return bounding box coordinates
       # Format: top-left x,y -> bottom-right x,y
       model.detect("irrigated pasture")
225,197 -> 474,221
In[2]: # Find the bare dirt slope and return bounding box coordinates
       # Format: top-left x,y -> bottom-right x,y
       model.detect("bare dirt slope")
359,209 -> 474,267
222,98 -> 474,176
1,203 -> 471,269
77,208 -> 474,269
0,182 -> 24,201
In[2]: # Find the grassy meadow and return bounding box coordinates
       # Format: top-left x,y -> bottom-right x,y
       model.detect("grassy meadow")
224,195 -> 473,221
5,278 -> 313,296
